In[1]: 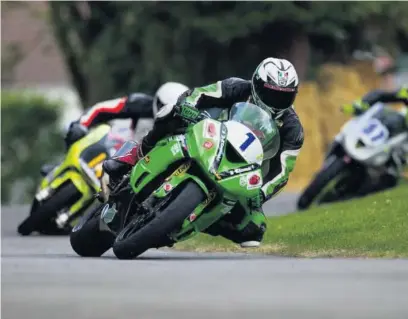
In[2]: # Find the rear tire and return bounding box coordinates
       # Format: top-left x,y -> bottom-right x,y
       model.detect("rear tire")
297,158 -> 350,210
70,204 -> 115,257
113,181 -> 205,260
17,183 -> 79,236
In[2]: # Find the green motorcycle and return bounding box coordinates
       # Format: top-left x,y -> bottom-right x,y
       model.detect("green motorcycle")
70,102 -> 280,259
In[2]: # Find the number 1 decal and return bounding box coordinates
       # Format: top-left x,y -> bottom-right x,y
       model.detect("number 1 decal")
240,132 -> 256,151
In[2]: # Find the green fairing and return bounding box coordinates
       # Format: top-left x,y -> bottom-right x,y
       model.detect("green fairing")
184,120 -> 219,172
130,138 -> 186,194
187,121 -> 262,198
128,102 -> 276,243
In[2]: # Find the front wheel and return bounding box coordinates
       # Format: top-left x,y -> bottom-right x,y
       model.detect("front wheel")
297,157 -> 359,210
17,183 -> 79,236
113,181 -> 205,259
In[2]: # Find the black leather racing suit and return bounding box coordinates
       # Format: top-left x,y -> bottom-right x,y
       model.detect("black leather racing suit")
41,93 -> 154,177
78,93 -> 154,131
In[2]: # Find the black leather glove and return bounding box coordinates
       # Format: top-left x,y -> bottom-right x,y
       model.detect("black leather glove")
64,122 -> 88,150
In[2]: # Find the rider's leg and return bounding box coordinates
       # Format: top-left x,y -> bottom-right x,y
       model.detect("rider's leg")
204,204 -> 267,248
103,104 -> 181,181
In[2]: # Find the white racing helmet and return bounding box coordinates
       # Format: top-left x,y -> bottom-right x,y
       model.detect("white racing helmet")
153,82 -> 190,118
252,58 -> 299,117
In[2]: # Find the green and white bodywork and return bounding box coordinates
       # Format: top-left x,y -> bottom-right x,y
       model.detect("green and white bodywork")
129,102 -> 280,243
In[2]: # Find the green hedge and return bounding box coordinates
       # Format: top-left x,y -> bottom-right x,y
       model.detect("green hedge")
1,91 -> 64,204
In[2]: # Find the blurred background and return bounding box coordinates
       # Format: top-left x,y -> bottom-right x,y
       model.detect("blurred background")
2,1 -> 408,204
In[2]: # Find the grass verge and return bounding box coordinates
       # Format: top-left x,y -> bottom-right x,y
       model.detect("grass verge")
175,184 -> 408,258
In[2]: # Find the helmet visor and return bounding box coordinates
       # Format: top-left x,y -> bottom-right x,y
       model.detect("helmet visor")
253,76 -> 297,111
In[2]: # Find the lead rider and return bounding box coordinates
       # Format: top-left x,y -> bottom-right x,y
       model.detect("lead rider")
104,58 -> 305,248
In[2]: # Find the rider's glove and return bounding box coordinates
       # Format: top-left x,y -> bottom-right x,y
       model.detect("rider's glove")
175,103 -> 211,124
64,122 -> 88,150
340,99 -> 370,116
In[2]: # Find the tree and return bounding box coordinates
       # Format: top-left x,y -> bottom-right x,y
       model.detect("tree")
1,92 -> 64,203
48,1 -> 408,107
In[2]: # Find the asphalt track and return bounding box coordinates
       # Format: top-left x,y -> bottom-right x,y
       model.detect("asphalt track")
2,200 -> 408,319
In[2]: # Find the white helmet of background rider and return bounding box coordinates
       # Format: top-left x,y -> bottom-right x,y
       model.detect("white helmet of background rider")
152,82 -> 190,118
251,58 -> 299,117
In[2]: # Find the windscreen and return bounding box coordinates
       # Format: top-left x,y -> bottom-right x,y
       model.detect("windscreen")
229,102 -> 280,160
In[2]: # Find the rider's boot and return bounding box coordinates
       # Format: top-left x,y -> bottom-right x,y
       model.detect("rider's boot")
204,206 -> 267,248
205,220 -> 266,248
102,141 -> 145,185
102,114 -> 169,185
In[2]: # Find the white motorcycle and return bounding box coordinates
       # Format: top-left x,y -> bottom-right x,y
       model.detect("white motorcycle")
297,103 -> 408,210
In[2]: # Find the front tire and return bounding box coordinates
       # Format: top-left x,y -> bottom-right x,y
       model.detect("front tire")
297,158 -> 351,210
113,181 -> 205,259
70,204 -> 115,257
17,183 -> 79,236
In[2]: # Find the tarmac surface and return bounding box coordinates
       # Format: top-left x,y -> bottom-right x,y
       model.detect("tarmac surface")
2,200 -> 408,319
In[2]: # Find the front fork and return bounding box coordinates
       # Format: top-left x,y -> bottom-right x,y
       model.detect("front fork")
99,203 -> 119,234
98,171 -> 139,234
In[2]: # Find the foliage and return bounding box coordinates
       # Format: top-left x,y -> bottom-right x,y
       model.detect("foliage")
1,92 -> 64,204
47,1 -> 408,107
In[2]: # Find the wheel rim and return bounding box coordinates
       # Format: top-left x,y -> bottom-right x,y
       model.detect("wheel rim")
117,212 -> 154,241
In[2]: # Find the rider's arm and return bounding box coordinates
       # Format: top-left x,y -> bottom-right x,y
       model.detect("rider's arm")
343,85 -> 408,116
79,93 -> 154,128
177,77 -> 250,110
261,113 -> 304,201
362,86 -> 408,106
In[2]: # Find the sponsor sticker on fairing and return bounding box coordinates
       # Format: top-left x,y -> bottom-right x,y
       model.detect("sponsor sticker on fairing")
203,120 -> 217,139
217,164 -> 258,179
213,124 -> 228,168
203,140 -> 214,149
246,172 -> 262,190
171,143 -> 182,156
163,183 -> 173,192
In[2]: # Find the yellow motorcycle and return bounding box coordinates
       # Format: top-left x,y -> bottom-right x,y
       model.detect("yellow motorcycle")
17,124 -> 128,236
